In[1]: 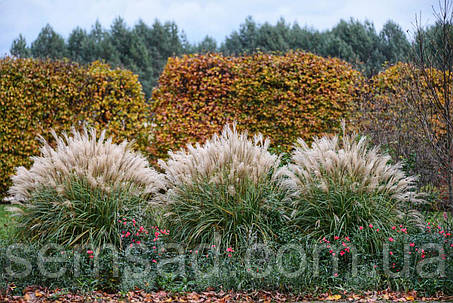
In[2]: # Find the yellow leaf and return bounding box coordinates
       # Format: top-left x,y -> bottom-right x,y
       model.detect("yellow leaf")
35,290 -> 44,297
326,294 -> 342,301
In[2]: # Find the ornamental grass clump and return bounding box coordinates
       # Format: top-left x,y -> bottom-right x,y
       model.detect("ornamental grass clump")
7,127 -> 165,248
159,123 -> 290,249
281,127 -> 424,251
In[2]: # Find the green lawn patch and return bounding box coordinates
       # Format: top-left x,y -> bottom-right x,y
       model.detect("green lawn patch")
0,204 -> 14,241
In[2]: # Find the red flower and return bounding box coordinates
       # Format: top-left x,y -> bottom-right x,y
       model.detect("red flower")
388,237 -> 394,242
359,226 -> 363,230
369,224 -> 373,228
392,226 -> 396,230
87,250 -> 93,254
410,243 -> 415,247
334,236 -> 339,240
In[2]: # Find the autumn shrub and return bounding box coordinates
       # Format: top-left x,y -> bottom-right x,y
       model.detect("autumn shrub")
7,128 -> 164,248
159,124 -> 290,249
358,63 -> 449,192
0,57 -> 152,199
281,127 -> 425,252
151,51 -> 364,160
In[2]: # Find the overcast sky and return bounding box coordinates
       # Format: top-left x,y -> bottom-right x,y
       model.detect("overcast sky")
0,0 -> 440,56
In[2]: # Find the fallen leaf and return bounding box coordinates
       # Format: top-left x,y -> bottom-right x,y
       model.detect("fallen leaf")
326,294 -> 342,301
34,290 -> 44,297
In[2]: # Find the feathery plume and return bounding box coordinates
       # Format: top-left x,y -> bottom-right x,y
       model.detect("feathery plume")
9,127 -> 165,203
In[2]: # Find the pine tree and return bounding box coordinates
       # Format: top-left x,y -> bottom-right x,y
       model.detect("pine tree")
329,19 -> 385,75
10,34 -> 31,58
67,27 -> 89,63
86,20 -> 121,65
30,24 -> 66,59
256,18 -> 290,52
195,36 -> 218,53
379,21 -> 410,65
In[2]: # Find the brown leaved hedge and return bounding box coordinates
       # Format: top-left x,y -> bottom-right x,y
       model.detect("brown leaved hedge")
150,51 -> 364,159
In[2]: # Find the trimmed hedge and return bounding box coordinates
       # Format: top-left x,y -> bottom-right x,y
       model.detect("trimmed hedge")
0,57 -> 151,198
150,51 -> 363,159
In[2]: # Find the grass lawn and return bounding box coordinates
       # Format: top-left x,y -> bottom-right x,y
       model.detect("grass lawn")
0,204 -> 14,241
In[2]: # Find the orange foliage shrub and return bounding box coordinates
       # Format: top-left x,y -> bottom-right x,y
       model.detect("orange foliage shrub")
151,51 -> 363,159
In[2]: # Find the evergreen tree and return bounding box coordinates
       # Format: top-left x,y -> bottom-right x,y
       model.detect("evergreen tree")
30,24 -> 66,59
144,20 -> 184,87
86,20 -> 121,65
256,18 -> 290,52
320,32 -> 358,63
222,16 -> 259,54
379,20 -> 410,65
329,19 -> 384,75
67,27 -> 89,63
129,21 -> 154,96
195,36 -> 218,53
110,17 -> 134,67
10,34 -> 31,58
